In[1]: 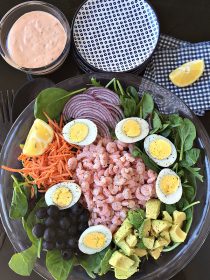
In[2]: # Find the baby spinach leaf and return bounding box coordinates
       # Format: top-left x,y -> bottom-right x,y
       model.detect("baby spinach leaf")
34,87 -> 86,122
178,118 -> 196,160
126,86 -> 139,104
79,252 -> 103,279
128,209 -> 145,229
98,248 -> 115,276
183,148 -> 200,166
120,96 -> 137,117
25,197 -> 46,245
150,111 -> 162,134
182,166 -> 203,182
168,114 -> 183,128
139,93 -> 154,119
163,242 -> 180,252
137,240 -> 147,249
46,250 -> 75,280
183,185 -> 196,203
10,176 -> 28,220
9,245 -> 37,276
165,204 -> 176,215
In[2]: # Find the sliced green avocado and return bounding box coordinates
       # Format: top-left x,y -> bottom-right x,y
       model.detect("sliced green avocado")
153,237 -> 168,249
142,236 -> 155,250
173,210 -> 186,228
146,199 -> 161,219
114,218 -> 133,244
135,248 -> 148,257
117,240 -> 134,256
170,225 -> 187,243
114,255 -> 140,279
125,234 -> 138,248
139,219 -> 151,238
149,247 -> 163,260
160,230 -> 171,246
162,211 -> 173,223
109,251 -> 135,270
152,220 -> 172,234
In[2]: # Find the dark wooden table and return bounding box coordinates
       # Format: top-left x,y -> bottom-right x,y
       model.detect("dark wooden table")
0,1 -> 210,279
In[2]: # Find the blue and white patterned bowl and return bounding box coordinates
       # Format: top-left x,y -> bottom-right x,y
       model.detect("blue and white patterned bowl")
72,0 -> 160,73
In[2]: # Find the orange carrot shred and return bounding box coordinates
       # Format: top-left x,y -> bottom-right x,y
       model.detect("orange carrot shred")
1,116 -> 80,191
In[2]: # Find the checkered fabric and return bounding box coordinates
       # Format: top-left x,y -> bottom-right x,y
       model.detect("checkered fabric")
144,34 -> 210,115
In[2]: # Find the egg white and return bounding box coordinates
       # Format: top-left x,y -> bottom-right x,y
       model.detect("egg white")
45,182 -> 82,210
115,117 -> 149,144
156,168 -> 182,204
78,225 -> 112,255
62,119 -> 98,146
144,134 -> 177,167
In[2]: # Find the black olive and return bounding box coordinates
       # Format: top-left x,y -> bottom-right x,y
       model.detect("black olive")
42,240 -> 55,251
66,237 -> 78,249
56,240 -> 66,250
68,225 -> 78,236
61,249 -> 74,260
47,205 -> 59,218
35,207 -> 48,219
56,229 -> 67,239
43,228 -> 56,242
79,209 -> 90,224
59,209 -> 69,218
70,203 -> 84,216
78,222 -> 88,233
59,217 -> 71,230
44,217 -> 57,228
32,223 -> 45,238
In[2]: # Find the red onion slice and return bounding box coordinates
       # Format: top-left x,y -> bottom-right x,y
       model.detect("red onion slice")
84,87 -> 120,105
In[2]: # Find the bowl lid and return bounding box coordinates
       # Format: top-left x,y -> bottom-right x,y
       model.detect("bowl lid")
73,0 -> 160,72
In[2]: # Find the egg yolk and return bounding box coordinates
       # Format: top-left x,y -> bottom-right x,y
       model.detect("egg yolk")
83,232 -> 106,249
149,139 -> 172,160
52,187 -> 72,207
69,123 -> 89,142
123,120 -> 141,137
160,175 -> 179,195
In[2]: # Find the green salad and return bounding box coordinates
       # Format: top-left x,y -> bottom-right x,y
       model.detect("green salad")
1,77 -> 203,280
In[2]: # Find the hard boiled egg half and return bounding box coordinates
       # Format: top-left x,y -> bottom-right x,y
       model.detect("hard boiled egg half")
115,117 -> 149,143
78,225 -> 112,254
62,119 -> 97,146
45,182 -> 81,210
156,169 -> 182,204
144,134 -> 177,167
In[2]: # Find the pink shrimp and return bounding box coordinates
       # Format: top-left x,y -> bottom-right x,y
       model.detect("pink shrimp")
108,184 -> 119,195
141,184 -> 153,197
68,157 -> 78,170
111,215 -> 122,226
106,142 -> 118,153
112,201 -> 123,211
147,169 -> 157,183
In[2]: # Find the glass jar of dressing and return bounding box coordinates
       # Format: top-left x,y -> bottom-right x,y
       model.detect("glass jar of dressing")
0,1 -> 71,75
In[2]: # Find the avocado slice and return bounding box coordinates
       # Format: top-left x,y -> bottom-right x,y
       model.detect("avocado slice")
135,248 -> 148,257
162,211 -> 173,223
152,220 -> 172,234
150,227 -> 159,238
117,240 -> 134,256
149,247 -> 163,260
160,230 -> 171,246
139,219 -> 151,238
114,218 -> 133,244
142,236 -> 155,250
170,225 -> 187,243
153,237 -> 168,249
146,199 -> 161,219
114,255 -> 140,279
173,210 -> 186,228
125,234 -> 138,248
109,251 -> 135,270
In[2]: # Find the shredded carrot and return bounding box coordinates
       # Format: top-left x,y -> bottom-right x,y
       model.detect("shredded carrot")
1,116 -> 80,192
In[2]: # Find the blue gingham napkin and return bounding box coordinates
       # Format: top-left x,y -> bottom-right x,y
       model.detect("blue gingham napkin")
144,34 -> 210,115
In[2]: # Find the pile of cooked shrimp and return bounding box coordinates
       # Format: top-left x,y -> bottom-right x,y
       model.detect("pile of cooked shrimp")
68,137 -> 157,232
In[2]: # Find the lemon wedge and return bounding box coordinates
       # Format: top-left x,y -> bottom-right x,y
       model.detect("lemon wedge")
23,119 -> 54,156
169,59 -> 205,87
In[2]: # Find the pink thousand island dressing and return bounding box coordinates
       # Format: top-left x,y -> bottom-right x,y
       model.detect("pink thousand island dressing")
7,11 -> 67,68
